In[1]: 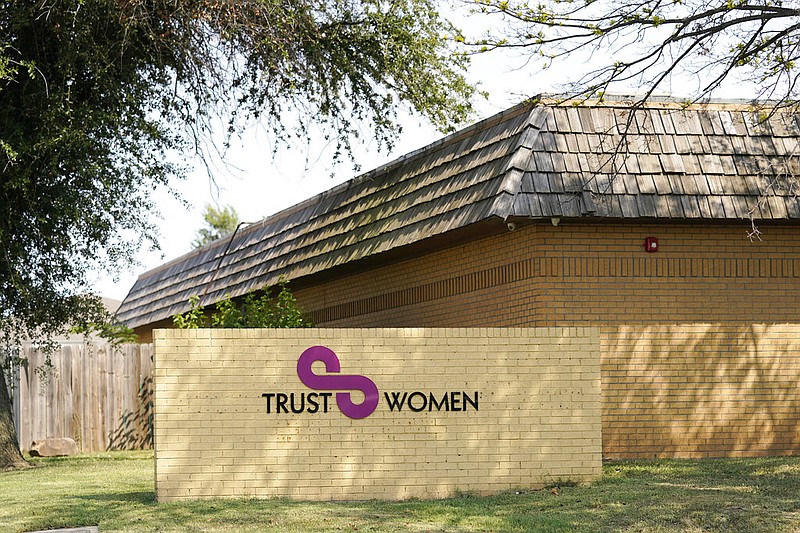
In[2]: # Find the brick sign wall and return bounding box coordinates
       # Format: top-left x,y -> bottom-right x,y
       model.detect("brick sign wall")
154,328 -> 601,501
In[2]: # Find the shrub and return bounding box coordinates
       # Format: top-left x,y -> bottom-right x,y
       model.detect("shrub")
173,280 -> 312,329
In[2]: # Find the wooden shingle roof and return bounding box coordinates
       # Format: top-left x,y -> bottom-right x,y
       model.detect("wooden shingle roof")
117,97 -> 800,328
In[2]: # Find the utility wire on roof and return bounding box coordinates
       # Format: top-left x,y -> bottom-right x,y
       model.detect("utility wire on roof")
200,221 -> 257,304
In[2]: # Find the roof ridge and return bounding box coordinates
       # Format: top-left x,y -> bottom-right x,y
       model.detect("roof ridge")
488,107 -> 550,220
536,92 -> 785,111
259,100 -> 538,228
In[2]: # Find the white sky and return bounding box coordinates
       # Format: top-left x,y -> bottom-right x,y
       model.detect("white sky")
90,5 -> 757,302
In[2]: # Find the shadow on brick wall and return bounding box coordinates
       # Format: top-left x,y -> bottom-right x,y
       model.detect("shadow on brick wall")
602,323 -> 800,459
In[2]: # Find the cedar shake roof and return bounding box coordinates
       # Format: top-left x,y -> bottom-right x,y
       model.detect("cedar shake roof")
117,96 -> 800,328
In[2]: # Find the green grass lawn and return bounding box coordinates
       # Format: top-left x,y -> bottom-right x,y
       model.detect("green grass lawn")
1,451 -> 798,532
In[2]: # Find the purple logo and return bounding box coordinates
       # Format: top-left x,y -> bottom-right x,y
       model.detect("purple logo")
296,346 -> 379,419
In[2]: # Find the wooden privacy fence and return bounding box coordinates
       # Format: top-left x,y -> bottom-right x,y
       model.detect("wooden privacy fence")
11,342 -> 153,453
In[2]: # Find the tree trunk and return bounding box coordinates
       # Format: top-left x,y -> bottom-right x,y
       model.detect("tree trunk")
0,367 -> 29,469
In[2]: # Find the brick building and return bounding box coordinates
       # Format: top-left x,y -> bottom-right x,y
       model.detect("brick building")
117,97 -> 800,459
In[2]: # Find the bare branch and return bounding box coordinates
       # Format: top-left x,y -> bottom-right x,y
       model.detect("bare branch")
470,0 -> 800,104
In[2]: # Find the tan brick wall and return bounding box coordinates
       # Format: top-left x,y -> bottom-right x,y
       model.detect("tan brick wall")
293,222 -> 800,458
603,323 -> 800,459
153,328 -> 602,502
298,223 -> 800,328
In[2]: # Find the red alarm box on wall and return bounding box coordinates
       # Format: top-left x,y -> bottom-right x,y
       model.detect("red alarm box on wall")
643,237 -> 658,253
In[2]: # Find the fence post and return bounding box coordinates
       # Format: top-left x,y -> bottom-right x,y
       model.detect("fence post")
10,358 -> 20,447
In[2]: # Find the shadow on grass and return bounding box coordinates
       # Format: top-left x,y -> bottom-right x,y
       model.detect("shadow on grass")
80,491 -> 155,504
587,458 -> 800,532
6,456 -> 800,532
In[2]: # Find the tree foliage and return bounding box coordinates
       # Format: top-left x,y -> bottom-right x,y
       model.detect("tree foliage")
0,0 -> 474,346
0,0 -> 474,468
174,281 -> 312,329
192,204 -> 241,249
470,0 -> 800,104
